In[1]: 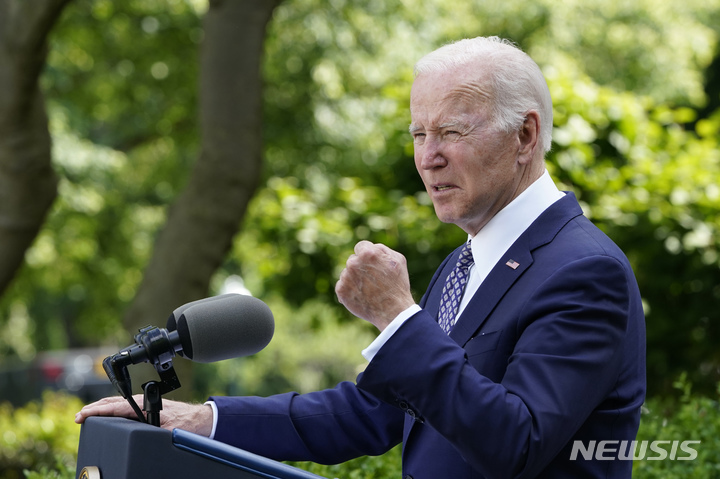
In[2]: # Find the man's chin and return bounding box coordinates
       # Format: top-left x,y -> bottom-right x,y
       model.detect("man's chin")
434,210 -> 462,229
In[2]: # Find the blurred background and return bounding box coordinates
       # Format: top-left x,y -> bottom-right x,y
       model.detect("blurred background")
1,0 -> 719,477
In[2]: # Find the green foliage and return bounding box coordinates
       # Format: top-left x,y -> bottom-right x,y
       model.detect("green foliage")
633,375 -> 720,478
232,0 -> 720,395
2,1 -> 720,477
0,391 -> 82,479
228,173 -> 463,313
45,0 -> 203,150
0,0 -> 719,405
287,444 -> 402,479
1,0 -> 205,355
22,463 -> 75,479
193,295 -> 379,398
543,64 -> 720,394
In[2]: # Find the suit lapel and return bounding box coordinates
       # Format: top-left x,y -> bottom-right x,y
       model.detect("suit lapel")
446,193 -> 584,347
449,242 -> 533,346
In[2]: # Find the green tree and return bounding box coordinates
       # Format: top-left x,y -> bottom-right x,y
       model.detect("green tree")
0,0 -> 67,307
228,0 -> 720,395
1,0 -> 720,476
0,0 -> 719,401
0,0 -> 282,372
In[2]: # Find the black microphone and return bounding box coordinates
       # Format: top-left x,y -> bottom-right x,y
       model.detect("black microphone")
103,294 -> 274,399
166,293 -> 275,363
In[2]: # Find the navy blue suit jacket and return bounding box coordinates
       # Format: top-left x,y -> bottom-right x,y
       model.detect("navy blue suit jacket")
210,193 -> 646,479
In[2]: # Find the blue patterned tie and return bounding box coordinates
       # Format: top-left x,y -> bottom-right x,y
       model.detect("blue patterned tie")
438,242 -> 474,334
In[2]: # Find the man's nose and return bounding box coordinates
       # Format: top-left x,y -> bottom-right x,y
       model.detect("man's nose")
418,139 -> 447,170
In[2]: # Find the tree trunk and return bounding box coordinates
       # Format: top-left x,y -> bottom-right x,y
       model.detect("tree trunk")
122,0 -> 282,394
0,0 -> 70,296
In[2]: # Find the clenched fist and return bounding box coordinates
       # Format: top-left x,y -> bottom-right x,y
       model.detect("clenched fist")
335,241 -> 416,331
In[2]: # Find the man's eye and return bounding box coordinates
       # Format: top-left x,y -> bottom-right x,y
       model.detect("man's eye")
413,133 -> 426,143
443,130 -> 463,141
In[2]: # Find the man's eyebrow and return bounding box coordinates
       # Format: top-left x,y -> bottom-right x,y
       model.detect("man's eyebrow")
438,121 -> 462,130
409,119 -> 468,134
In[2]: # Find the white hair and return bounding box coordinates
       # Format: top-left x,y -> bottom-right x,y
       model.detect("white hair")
414,36 -> 553,154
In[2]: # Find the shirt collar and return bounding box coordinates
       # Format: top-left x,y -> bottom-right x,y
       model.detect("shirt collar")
468,170 -> 564,277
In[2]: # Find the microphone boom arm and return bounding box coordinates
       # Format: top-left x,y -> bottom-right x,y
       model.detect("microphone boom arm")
102,325 -> 183,426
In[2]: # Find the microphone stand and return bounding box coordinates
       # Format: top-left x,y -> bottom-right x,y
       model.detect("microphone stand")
142,360 -> 181,426
103,325 -> 182,427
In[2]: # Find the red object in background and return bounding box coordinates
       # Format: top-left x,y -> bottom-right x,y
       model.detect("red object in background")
40,360 -> 64,383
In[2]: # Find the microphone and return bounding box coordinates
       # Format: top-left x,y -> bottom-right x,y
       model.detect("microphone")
166,293 -> 275,363
103,294 -> 274,401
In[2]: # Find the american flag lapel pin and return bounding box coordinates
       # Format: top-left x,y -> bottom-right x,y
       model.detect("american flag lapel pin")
505,259 -> 520,270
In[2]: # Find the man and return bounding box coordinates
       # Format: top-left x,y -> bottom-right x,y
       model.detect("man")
76,37 -> 646,478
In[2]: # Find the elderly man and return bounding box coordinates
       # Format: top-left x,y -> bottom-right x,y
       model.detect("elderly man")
77,37 -> 646,479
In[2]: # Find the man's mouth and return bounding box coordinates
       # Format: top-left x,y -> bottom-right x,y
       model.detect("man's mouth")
434,185 -> 454,191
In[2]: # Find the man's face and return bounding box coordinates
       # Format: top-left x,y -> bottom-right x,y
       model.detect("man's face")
409,67 -> 527,236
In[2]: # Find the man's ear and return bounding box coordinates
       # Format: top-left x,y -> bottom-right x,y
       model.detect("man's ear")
517,110 -> 540,164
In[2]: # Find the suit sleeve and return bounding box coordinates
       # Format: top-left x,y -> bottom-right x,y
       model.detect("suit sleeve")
356,254 -> 633,479
209,379 -> 403,464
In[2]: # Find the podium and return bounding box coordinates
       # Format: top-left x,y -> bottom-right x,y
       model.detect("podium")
76,416 -> 329,479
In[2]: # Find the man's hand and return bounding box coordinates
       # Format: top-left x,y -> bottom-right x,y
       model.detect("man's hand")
335,241 -> 416,331
75,395 -> 214,437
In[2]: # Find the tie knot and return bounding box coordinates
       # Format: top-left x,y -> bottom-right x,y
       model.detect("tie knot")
458,242 -> 473,269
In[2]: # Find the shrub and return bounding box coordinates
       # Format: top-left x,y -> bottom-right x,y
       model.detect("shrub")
0,391 -> 81,479
633,374 -> 720,478
287,445 -> 402,479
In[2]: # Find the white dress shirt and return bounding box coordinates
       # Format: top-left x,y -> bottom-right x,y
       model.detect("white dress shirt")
362,170 -> 565,361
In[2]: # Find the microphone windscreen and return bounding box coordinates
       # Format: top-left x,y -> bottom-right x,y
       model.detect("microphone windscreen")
167,294 -> 236,331
176,294 -> 274,363
167,294 -> 237,357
